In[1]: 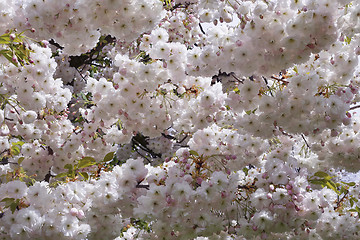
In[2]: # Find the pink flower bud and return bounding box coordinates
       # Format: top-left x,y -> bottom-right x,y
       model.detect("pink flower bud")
70,208 -> 78,216
41,40 -> 49,48
77,209 -> 85,219
12,55 -> 18,63
9,33 -> 16,41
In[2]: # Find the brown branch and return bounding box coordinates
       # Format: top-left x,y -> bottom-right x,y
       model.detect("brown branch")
350,105 -> 360,110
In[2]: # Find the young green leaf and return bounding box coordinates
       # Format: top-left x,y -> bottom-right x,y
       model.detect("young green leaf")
103,152 -> 115,162
78,157 -> 96,169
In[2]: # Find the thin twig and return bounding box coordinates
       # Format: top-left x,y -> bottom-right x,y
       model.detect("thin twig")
301,134 -> 310,148
136,184 -> 150,190
199,23 -> 206,34
350,105 -> 360,110
134,148 -> 151,164
262,76 -> 274,97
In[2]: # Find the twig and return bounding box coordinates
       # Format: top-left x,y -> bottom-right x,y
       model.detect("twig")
199,23 -> 206,34
262,76 -> 274,97
134,148 -> 151,164
301,134 -> 310,148
136,184 -> 150,190
334,190 -> 348,211
271,76 -> 289,84
350,105 -> 360,110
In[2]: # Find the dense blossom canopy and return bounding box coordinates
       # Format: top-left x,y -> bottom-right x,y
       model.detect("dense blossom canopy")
0,0 -> 360,239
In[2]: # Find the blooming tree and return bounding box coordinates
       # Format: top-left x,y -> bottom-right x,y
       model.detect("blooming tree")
0,0 -> 360,239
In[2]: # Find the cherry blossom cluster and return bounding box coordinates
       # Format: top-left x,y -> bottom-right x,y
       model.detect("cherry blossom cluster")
0,0 -> 359,239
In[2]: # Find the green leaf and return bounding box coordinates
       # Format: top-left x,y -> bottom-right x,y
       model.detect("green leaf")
242,167 -> 249,176
10,145 -> 21,156
189,150 -> 199,156
64,164 -> 73,171
350,198 -> 355,207
325,180 -> 339,194
1,197 -> 15,206
78,171 -> 89,181
314,171 -> 329,178
293,66 -> 298,74
0,50 -> 18,66
12,140 -> 24,146
103,152 -> 115,162
309,179 -> 327,186
0,35 -> 11,44
342,181 -> 356,187
340,186 -> 347,195
18,157 -> 24,165
80,93 -> 88,101
356,206 -> 360,213
55,172 -> 68,178
77,157 -> 96,169
10,202 -> 18,213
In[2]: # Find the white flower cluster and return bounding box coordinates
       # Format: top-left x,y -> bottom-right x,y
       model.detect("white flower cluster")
3,0 -> 165,55
0,158 -> 147,240
0,0 -> 359,239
